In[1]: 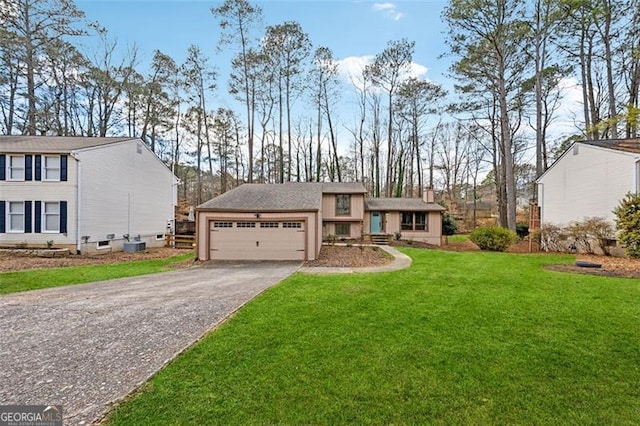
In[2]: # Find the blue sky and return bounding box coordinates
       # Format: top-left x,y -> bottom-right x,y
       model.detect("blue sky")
75,0 -> 453,104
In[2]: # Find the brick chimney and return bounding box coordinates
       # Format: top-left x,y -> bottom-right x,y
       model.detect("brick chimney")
423,188 -> 435,203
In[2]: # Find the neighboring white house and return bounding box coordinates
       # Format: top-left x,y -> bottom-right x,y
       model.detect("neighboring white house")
0,136 -> 178,253
536,139 -> 640,229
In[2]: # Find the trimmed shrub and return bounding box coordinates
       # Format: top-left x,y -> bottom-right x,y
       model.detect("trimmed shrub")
614,192 -> 640,258
469,226 -> 517,252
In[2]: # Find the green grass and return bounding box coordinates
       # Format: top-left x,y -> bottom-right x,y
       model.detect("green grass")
0,252 -> 193,295
106,249 -> 640,425
447,234 -> 470,242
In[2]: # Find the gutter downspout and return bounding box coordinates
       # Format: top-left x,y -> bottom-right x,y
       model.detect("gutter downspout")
71,151 -> 81,253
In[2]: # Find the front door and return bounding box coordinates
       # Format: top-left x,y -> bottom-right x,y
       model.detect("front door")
371,212 -> 382,234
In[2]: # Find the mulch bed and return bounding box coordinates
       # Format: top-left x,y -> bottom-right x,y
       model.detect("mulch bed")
0,247 -> 193,272
304,245 -> 393,268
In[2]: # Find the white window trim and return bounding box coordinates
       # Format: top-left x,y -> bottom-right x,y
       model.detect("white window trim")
42,155 -> 61,182
7,155 -> 25,181
42,201 -> 60,233
7,201 -> 25,233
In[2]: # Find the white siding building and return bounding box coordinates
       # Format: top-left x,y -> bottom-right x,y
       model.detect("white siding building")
0,136 -> 178,253
537,139 -> 640,228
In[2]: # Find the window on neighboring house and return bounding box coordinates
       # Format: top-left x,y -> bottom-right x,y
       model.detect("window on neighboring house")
401,211 -> 428,231
43,201 -> 60,232
8,155 -> 25,180
336,194 -> 351,216
335,223 -> 350,236
401,212 -> 413,230
8,201 -> 25,232
43,156 -> 60,181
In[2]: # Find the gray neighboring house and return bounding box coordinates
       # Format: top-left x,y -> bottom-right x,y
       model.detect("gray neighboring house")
0,136 -> 178,253
195,182 -> 444,261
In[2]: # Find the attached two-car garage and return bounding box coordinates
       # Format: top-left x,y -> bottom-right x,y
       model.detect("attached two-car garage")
208,220 -> 306,261
195,183 -> 323,261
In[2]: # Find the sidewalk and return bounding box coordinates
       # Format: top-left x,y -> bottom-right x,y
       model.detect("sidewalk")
298,245 -> 411,274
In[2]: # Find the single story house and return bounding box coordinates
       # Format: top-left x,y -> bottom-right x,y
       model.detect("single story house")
537,139 -> 640,229
0,136 -> 178,253
195,182 -> 444,261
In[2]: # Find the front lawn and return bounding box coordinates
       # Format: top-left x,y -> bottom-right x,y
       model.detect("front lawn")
0,252 -> 193,295
107,249 -> 640,425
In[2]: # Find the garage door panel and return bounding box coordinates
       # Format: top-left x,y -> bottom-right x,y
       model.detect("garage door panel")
209,221 -> 306,260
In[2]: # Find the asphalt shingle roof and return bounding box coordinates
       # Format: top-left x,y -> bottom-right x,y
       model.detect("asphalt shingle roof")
365,198 -> 445,212
0,136 -> 136,153
581,138 -> 640,154
197,183 -> 324,211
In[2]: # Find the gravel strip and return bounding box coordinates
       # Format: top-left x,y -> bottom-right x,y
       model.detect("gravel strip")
0,262 -> 299,425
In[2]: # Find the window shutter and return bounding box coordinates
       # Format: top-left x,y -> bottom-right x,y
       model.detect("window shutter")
25,155 -> 33,181
60,201 -> 68,233
0,155 -> 5,180
34,155 -> 42,181
35,201 -> 42,233
0,201 -> 5,233
61,155 -> 68,181
24,201 -> 32,233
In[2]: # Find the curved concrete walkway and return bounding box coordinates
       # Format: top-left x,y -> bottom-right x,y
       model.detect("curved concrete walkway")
299,245 -> 411,274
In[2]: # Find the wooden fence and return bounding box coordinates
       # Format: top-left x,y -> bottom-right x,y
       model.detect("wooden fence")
165,234 -> 196,249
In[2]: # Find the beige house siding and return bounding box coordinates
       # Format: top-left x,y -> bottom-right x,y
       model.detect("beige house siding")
364,211 -> 442,246
322,193 -> 365,221
322,222 -> 363,239
196,210 -> 319,261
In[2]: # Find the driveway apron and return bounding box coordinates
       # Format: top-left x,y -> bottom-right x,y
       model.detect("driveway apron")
0,261 -> 299,425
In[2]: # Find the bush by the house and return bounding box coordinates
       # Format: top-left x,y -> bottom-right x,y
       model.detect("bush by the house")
442,212 -> 458,236
469,226 -> 516,252
541,218 -> 615,254
614,192 -> 640,258
515,223 -> 529,239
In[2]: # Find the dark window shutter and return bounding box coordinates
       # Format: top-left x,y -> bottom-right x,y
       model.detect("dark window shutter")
0,201 -> 5,233
25,201 -> 32,233
60,155 -> 68,181
0,155 -> 5,180
25,155 -> 33,181
35,155 -> 42,181
60,201 -> 67,233
35,201 -> 42,233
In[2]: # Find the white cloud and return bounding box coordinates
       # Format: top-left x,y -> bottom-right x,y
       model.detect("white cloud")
372,2 -> 404,21
336,55 -> 429,91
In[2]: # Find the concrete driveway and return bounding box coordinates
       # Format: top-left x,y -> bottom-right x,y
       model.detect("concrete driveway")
0,261 -> 300,425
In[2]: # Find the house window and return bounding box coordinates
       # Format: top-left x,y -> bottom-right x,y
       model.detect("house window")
401,211 -> 428,231
401,212 -> 413,230
260,222 -> 279,228
97,240 -> 111,249
8,201 -> 25,232
42,202 -> 60,232
8,155 -> 25,180
335,223 -> 350,236
282,222 -> 302,229
415,212 -> 427,231
43,156 -> 60,181
336,194 -> 351,216
236,222 -> 256,228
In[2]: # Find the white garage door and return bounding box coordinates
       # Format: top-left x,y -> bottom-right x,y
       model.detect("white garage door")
209,220 -> 306,260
